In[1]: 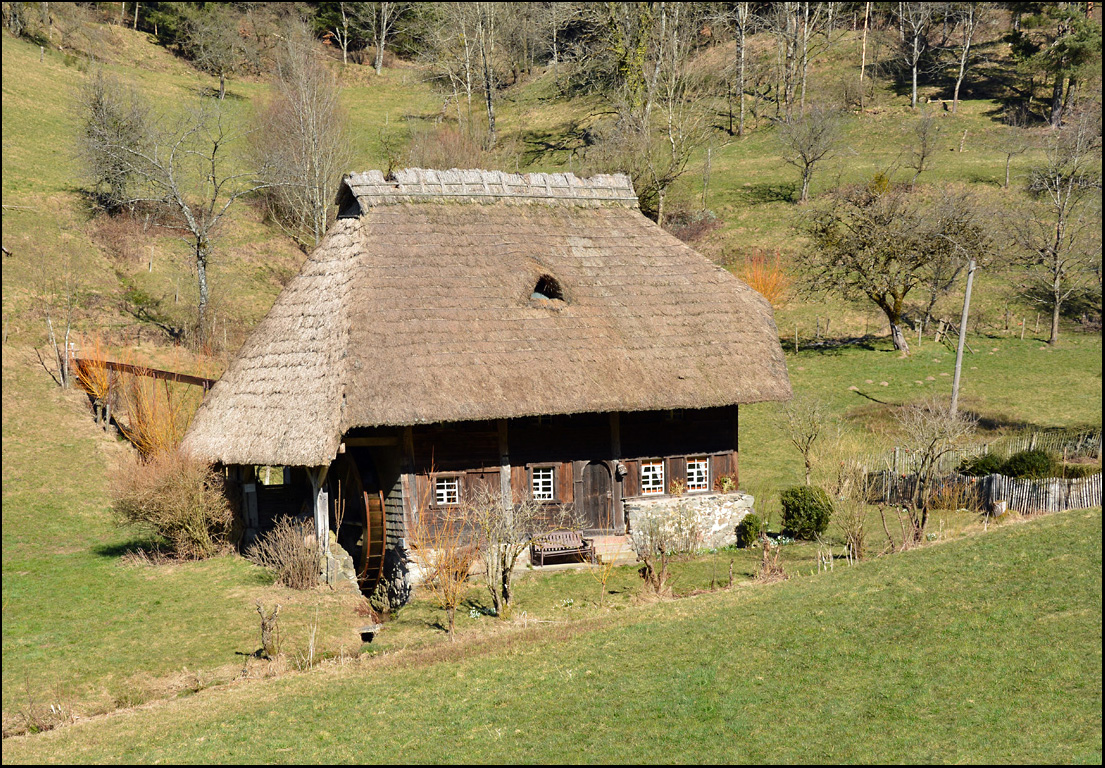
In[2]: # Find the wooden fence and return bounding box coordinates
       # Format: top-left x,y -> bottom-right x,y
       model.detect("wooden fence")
871,470 -> 1102,514
864,428 -> 1103,476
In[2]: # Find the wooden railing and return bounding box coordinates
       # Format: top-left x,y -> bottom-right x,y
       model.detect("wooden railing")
71,357 -> 217,391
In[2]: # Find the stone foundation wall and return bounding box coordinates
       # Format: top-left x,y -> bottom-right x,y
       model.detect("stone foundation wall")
624,492 -> 754,551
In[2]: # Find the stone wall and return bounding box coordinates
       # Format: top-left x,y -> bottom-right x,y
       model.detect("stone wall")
624,492 -> 754,551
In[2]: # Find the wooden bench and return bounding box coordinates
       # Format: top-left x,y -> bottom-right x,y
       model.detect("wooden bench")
530,530 -> 596,567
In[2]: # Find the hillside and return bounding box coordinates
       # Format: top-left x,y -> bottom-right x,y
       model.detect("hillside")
1,8 -> 1101,760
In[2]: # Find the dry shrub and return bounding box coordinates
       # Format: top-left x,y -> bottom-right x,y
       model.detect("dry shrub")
664,207 -> 722,243
72,332 -> 116,423
836,500 -> 869,561
757,534 -> 788,583
406,125 -> 490,171
734,249 -> 793,308
115,363 -> 204,457
407,478 -> 477,638
245,517 -> 321,590
89,213 -> 152,265
930,477 -> 982,513
111,450 -> 235,559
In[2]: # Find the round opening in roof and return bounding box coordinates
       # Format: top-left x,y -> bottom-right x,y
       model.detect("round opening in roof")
532,274 -> 565,302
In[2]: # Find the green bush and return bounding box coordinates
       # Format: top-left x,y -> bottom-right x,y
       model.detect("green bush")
1001,450 -> 1058,479
779,486 -> 833,540
957,453 -> 1005,477
735,513 -> 765,548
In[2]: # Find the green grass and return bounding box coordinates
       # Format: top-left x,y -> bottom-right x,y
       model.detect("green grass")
3,508 -> 1100,763
740,332 -> 1103,493
1,349 -> 371,718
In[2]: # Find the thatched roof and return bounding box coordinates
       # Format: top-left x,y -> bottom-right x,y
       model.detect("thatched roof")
183,169 -> 791,467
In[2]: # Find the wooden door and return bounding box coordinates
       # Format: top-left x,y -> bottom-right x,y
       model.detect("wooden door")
581,461 -> 612,531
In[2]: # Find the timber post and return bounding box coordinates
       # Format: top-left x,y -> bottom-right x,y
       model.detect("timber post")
498,419 -> 511,509
307,465 -> 330,555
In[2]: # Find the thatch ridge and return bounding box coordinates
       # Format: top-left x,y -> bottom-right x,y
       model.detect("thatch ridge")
183,170 -> 791,467
342,168 -> 639,211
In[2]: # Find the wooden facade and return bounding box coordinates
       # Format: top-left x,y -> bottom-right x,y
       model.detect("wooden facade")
335,405 -> 741,537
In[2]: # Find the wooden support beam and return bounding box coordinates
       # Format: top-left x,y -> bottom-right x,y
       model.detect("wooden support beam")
610,412 -> 624,532
343,436 -> 399,447
307,465 -> 330,554
400,426 -> 416,543
498,419 -> 511,507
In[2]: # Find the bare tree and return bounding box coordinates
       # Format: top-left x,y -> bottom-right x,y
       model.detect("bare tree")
728,2 -> 754,137
180,4 -> 251,100
75,70 -> 151,214
899,2 -> 936,109
474,2 -> 498,148
949,2 -> 985,114
776,104 -> 843,203
417,3 -> 478,133
464,489 -> 573,618
406,499 -> 476,640
777,393 -> 836,486
254,23 -> 353,249
803,183 -> 990,354
906,109 -> 942,187
765,2 -> 834,121
1010,110 -> 1102,344
590,3 -> 711,225
369,2 -> 409,75
318,2 -> 371,67
81,92 -> 268,344
993,118 -> 1036,190
33,246 -> 79,389
895,396 -> 977,545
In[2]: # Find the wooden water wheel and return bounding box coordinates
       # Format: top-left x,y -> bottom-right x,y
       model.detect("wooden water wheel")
327,454 -> 388,596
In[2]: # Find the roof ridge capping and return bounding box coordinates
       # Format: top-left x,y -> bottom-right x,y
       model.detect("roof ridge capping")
340,168 -> 639,213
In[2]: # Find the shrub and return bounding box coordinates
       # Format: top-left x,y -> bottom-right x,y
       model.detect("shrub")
111,451 -> 235,559
779,486 -> 833,540
735,513 -> 765,548
734,249 -> 792,308
957,453 -> 1005,477
1001,450 -> 1057,479
246,517 -> 321,590
1060,462 -> 1101,479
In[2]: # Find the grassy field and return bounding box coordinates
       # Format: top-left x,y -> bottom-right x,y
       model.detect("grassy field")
2,15 -> 1101,761
2,508 -> 1100,763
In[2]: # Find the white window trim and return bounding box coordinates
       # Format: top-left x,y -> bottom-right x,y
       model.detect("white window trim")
434,475 -> 460,506
531,466 -> 555,501
641,460 -> 665,495
686,456 -> 710,493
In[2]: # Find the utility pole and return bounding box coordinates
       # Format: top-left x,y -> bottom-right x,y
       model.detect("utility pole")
949,257 -> 976,417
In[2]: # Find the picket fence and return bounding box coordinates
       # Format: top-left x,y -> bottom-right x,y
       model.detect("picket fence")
871,470 -> 1102,514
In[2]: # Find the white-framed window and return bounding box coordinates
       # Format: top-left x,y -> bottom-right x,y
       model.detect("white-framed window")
435,476 -> 460,506
687,457 -> 709,492
532,467 -> 555,501
641,460 -> 665,495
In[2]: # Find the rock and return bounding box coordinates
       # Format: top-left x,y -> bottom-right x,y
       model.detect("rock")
321,532 -> 360,592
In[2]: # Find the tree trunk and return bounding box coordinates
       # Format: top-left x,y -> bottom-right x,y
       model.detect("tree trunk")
196,241 -> 209,343
1049,73 -> 1065,127
500,561 -> 513,612
889,319 -> 911,355
1049,298 -> 1061,345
